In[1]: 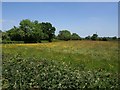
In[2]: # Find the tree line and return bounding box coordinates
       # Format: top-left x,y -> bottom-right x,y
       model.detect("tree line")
2,19 -> 56,43
1,19 -> 81,43
0,19 -> 118,43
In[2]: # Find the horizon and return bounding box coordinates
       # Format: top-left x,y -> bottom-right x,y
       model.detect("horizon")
2,2 -> 118,37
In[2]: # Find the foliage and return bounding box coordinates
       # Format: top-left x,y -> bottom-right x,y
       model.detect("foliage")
2,32 -> 10,41
57,30 -> 71,41
85,34 -> 118,41
41,22 -> 56,42
57,30 -> 81,41
4,19 -> 56,43
1,19 -> 118,42
112,36 -> 117,40
101,37 -> 108,41
2,54 -> 119,89
98,37 -> 118,41
91,34 -> 98,40
85,36 -> 91,40
2,41 -> 119,89
71,33 -> 81,40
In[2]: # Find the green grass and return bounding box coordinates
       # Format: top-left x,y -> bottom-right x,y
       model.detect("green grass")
2,41 -> 119,89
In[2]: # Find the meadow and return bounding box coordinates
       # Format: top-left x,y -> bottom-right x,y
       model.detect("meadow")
2,40 -> 119,89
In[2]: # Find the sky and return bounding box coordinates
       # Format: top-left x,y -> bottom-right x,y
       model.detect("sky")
2,2 -> 118,37
2,0 -> 120,2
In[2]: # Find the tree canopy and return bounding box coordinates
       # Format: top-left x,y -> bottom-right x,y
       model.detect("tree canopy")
57,30 -> 71,41
5,19 -> 56,43
1,19 -> 118,43
71,33 -> 81,40
57,30 -> 81,41
91,34 -> 98,40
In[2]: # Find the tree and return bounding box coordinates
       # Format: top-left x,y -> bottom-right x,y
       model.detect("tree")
91,34 -> 98,40
85,36 -> 91,40
3,19 -> 56,43
2,32 -> 10,41
32,20 -> 44,43
112,36 -> 117,40
102,37 -> 108,41
19,19 -> 34,42
41,22 -> 56,42
71,33 -> 81,40
7,25 -> 26,41
58,30 -> 71,41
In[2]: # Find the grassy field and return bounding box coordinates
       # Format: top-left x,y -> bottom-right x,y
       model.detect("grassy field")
2,41 -> 119,89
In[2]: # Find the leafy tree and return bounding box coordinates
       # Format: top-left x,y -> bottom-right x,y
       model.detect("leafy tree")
2,32 -> 10,41
102,37 -> 108,41
112,36 -> 117,40
19,19 -> 34,42
41,22 -> 56,42
7,26 -> 24,41
85,36 -> 91,40
71,33 -> 81,40
3,19 -> 55,43
32,20 -> 44,43
91,34 -> 98,40
58,30 -> 71,41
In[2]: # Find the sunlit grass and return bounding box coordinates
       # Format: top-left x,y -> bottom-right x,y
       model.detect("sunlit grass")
2,40 -> 118,72
2,40 -> 119,89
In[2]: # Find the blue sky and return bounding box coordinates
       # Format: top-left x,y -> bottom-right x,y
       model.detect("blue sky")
2,2 -> 118,37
